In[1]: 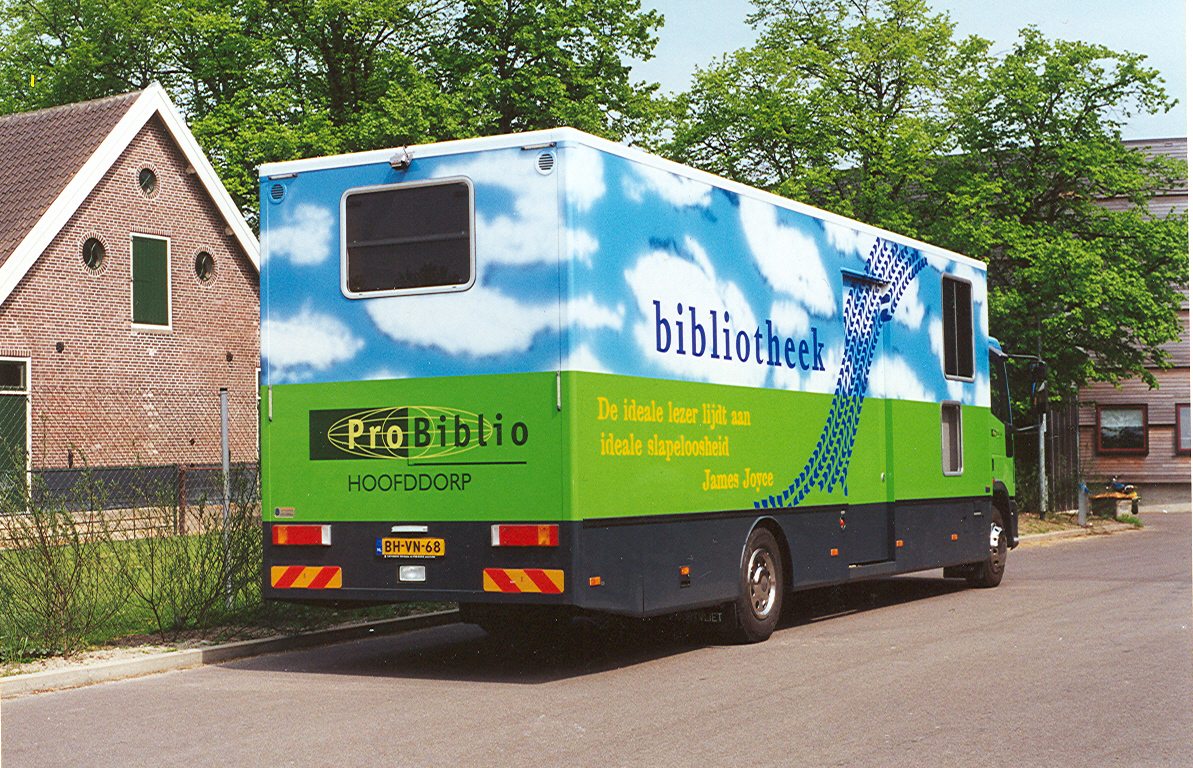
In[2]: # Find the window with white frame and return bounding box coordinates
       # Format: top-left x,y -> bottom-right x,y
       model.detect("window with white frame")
941,276 -> 974,379
942,401 -> 963,475
1097,405 -> 1148,455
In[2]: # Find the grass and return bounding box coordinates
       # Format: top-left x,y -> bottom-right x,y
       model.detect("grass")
0,474 -> 458,667
1018,509 -> 1142,536
1,525 -> 452,667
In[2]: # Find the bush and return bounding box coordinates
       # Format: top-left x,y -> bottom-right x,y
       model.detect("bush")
110,464 -> 262,640
0,471 -> 129,657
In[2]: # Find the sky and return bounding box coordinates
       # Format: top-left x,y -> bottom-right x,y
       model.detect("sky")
634,0 -> 1187,140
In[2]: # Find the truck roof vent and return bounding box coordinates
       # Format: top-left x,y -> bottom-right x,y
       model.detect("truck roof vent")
536,151 -> 555,175
269,182 -> 286,203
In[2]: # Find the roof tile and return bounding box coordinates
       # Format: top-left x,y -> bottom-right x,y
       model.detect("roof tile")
0,92 -> 141,267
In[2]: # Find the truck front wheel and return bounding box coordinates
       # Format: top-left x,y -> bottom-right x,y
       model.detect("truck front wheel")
967,508 -> 1008,588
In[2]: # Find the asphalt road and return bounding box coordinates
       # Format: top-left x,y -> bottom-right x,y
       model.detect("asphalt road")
3,512 -> 1190,768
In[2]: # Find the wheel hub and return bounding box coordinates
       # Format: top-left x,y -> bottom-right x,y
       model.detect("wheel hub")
748,549 -> 777,619
989,523 -> 1006,572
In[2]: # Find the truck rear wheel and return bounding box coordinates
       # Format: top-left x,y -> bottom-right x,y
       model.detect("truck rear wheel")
966,508 -> 1007,588
726,527 -> 784,643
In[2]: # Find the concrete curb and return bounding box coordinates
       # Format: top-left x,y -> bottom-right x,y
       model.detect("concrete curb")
1,609 -> 460,699
1018,521 -> 1137,545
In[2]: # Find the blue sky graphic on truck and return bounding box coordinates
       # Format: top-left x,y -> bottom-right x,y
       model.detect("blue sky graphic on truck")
260,136 -> 988,424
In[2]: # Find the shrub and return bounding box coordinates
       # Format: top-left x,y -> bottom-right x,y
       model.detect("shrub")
0,470 -> 129,657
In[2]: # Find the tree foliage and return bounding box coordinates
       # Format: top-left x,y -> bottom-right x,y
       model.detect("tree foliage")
657,0 -> 1186,399
436,0 -> 661,140
925,28 -> 1187,396
0,0 -> 663,216
655,0 -> 982,235
0,0 -> 1184,397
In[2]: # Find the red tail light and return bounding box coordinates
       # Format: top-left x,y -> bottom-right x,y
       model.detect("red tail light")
273,524 -> 331,546
490,524 -> 559,547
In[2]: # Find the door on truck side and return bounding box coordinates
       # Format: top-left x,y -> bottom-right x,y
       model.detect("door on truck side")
840,272 -> 894,570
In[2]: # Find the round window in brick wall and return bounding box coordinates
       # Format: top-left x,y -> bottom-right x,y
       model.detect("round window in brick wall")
82,237 -> 106,272
194,251 -> 216,284
138,167 -> 158,197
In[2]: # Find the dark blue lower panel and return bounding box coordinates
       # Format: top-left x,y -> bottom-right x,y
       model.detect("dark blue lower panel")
262,496 -> 994,617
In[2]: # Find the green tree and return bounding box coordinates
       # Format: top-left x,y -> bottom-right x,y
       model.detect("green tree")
0,0 -> 664,216
187,0 -> 459,220
655,0 -> 983,235
659,3 -> 1186,399
927,28 -> 1187,397
0,0 -> 175,111
437,0 -> 663,141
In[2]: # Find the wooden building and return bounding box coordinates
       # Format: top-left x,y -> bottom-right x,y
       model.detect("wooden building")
1077,138 -> 1189,509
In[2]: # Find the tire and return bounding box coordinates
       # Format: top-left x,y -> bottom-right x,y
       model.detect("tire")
967,508 -> 1008,588
726,527 -> 785,643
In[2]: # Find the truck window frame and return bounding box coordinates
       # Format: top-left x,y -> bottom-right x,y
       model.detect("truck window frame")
340,177 -> 476,299
941,400 -> 964,476
941,274 -> 974,381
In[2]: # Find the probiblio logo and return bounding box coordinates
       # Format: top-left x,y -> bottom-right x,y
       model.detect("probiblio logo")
309,406 -> 529,461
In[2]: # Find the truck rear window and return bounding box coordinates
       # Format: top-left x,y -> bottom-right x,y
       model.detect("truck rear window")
342,179 -> 473,297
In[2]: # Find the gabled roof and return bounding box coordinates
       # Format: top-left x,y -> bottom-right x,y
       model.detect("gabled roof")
0,84 -> 259,305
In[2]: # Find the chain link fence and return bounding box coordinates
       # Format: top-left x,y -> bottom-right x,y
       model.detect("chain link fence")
1,383 -> 258,515
0,384 -> 262,658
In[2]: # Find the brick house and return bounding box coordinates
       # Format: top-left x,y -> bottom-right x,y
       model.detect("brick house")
1077,138 -> 1189,509
0,85 -> 259,506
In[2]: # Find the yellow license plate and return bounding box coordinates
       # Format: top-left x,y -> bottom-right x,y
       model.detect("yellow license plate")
375,538 -> 445,558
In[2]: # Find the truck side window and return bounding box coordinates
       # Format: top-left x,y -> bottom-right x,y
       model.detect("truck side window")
942,275 -> 974,379
989,351 -> 1011,425
343,179 -> 473,297
942,401 -> 964,475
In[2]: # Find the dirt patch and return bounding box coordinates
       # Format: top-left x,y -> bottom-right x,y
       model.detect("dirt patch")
1018,511 -> 1134,537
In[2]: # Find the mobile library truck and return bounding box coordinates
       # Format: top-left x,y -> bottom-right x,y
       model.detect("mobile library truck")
258,128 -> 1020,642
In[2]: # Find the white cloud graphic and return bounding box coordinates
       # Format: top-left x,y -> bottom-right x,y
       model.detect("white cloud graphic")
478,208 -> 558,266
624,164 -> 712,208
262,204 -> 334,265
873,354 -> 934,402
895,278 -> 925,329
365,367 -> 408,381
430,150 -> 600,274
740,197 -> 837,319
625,238 -> 766,387
564,146 -> 606,212
770,298 -> 812,339
566,344 -> 612,374
567,228 -> 599,265
366,286 -> 555,356
823,220 -> 876,260
929,316 -> 946,380
434,153 -> 562,267
567,295 -> 624,330
263,305 -> 364,380
359,151 -> 605,358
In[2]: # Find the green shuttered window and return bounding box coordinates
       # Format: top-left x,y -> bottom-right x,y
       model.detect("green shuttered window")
132,235 -> 169,327
0,360 -> 28,506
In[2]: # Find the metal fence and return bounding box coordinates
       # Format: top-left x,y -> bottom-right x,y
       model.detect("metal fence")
0,383 -> 259,517
1014,399 -> 1081,515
